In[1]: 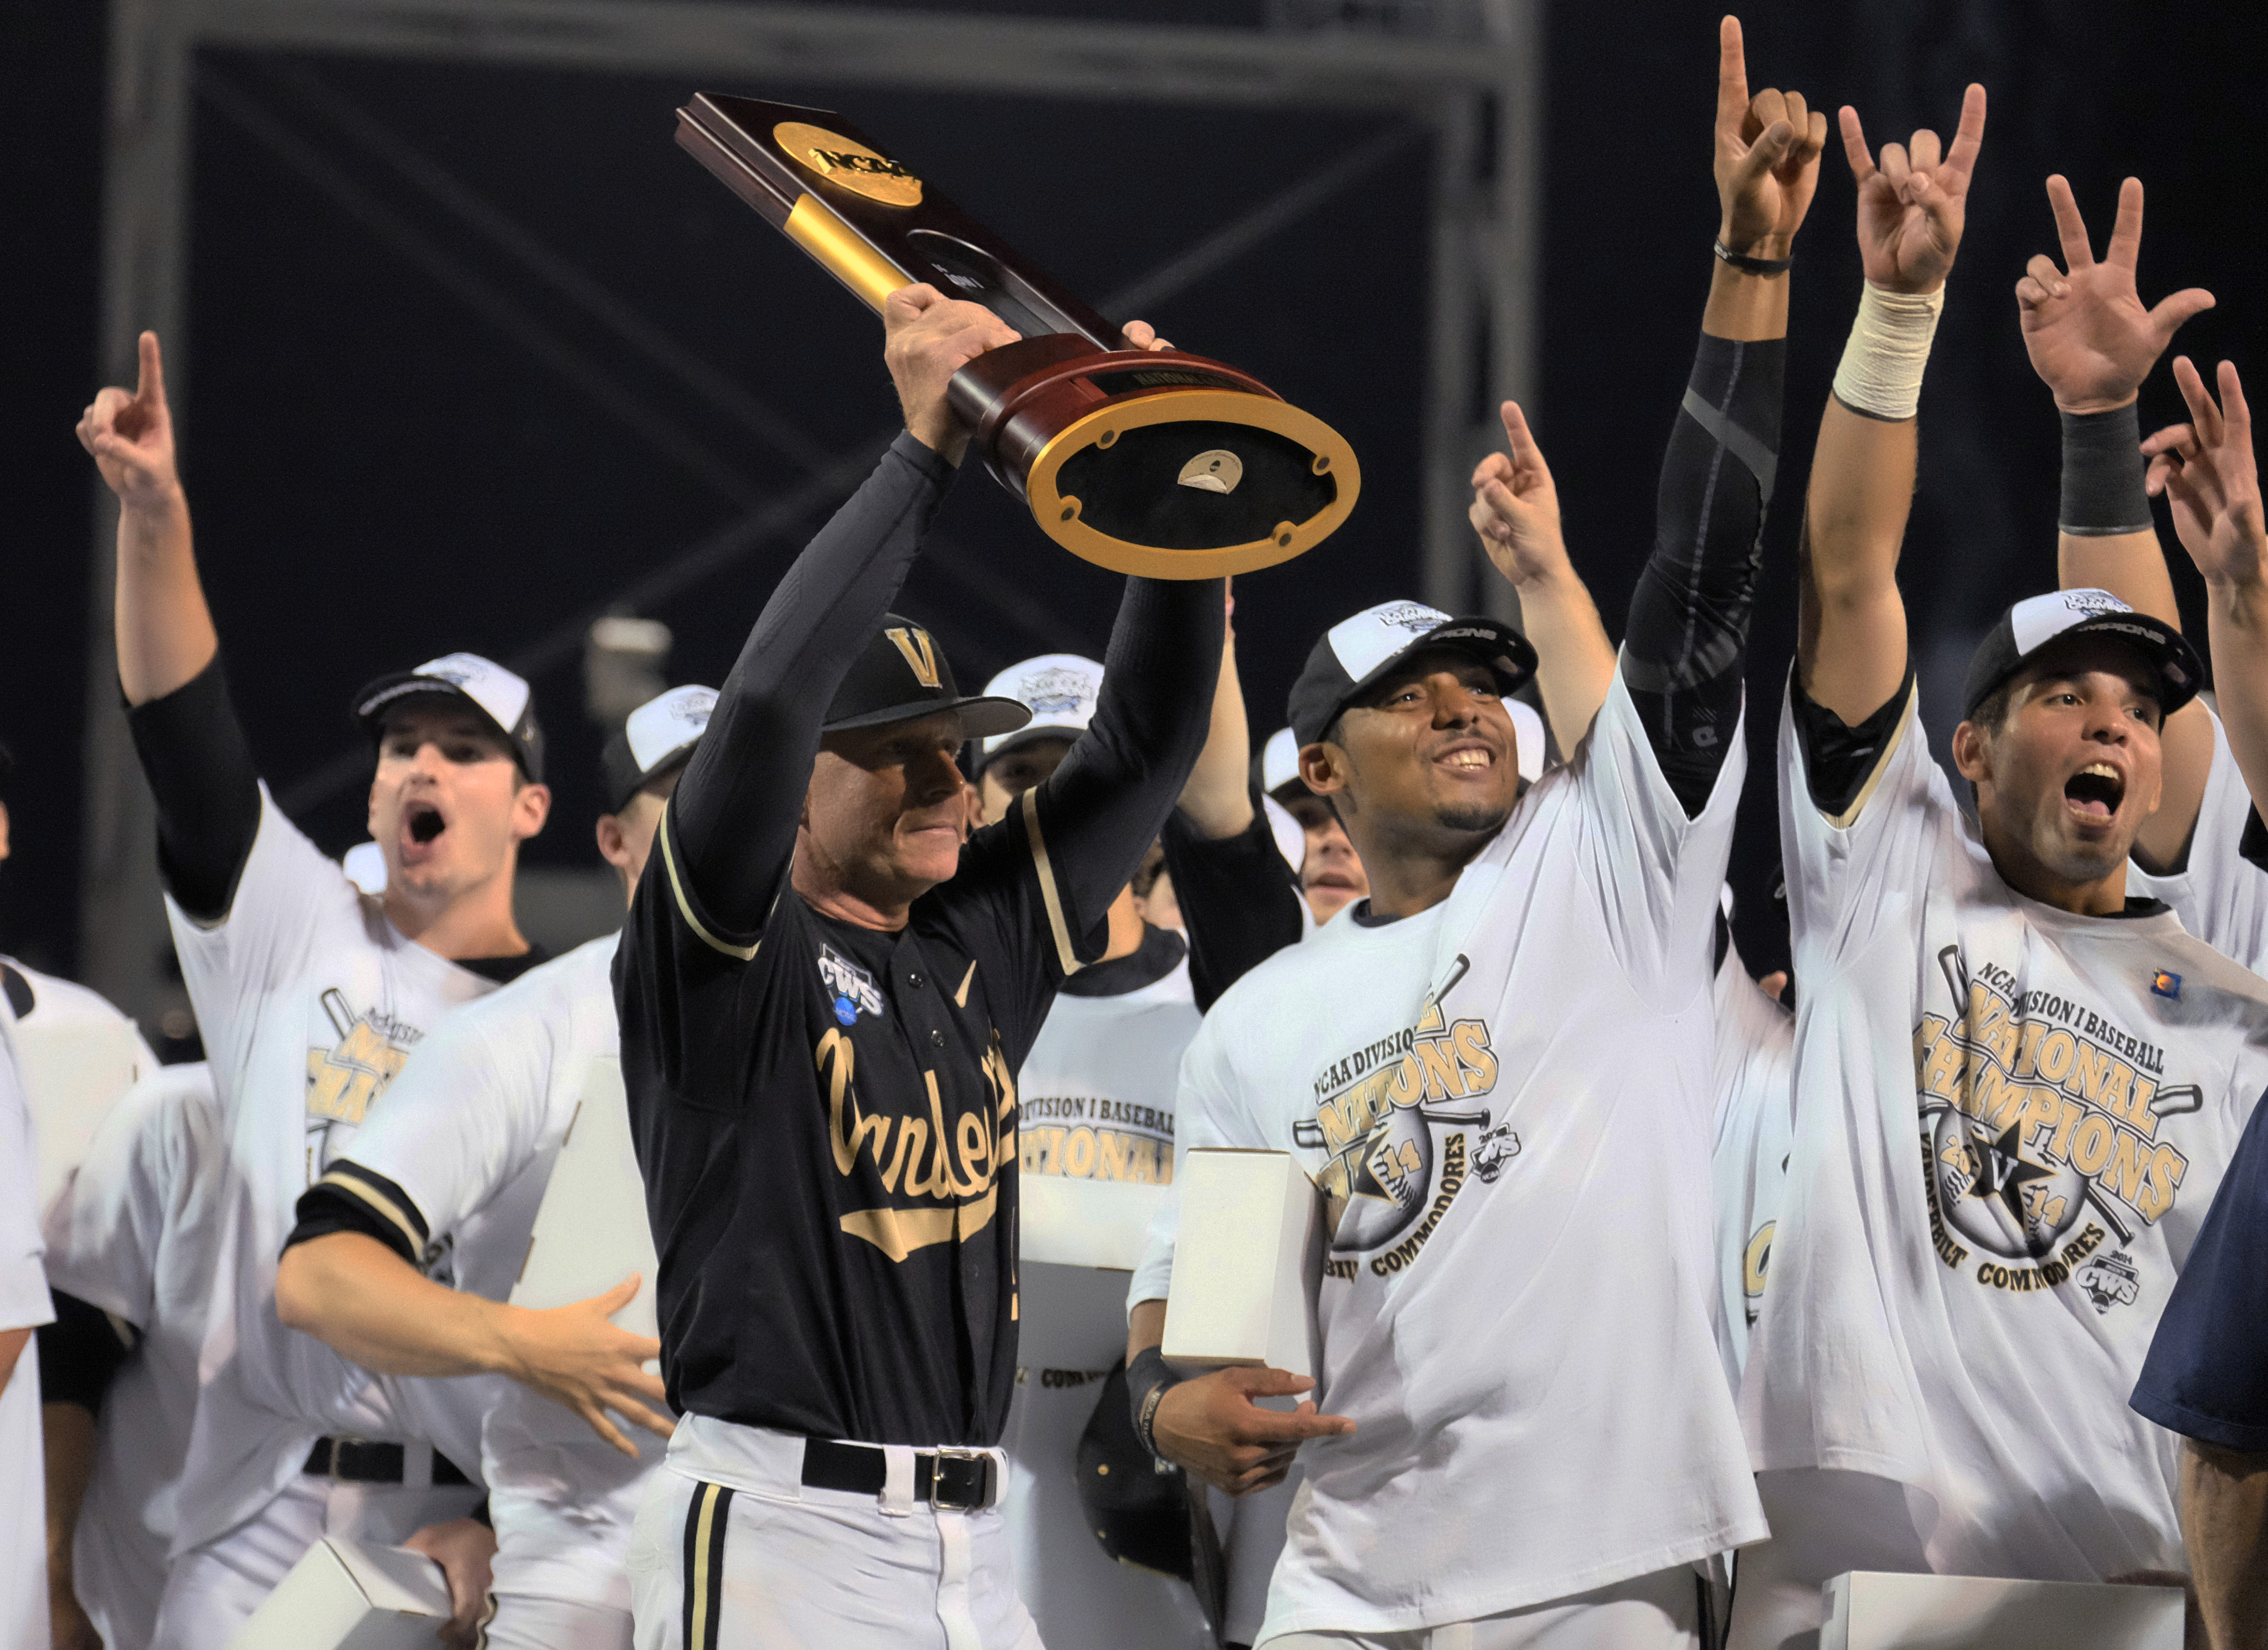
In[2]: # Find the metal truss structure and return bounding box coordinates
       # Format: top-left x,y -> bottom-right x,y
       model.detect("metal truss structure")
88,0 -> 1537,1022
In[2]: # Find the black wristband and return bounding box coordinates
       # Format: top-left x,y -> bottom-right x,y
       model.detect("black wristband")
2059,402 -> 2153,536
1127,1344 -> 1182,1459
1713,238 -> 1792,276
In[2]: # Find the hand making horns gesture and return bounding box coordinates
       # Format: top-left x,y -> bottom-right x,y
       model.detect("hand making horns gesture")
1713,14 -> 1829,259
1840,80 -> 1988,293
2016,174 -> 2215,415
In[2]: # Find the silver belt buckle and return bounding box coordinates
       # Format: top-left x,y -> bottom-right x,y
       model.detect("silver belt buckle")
929,1447 -> 995,1512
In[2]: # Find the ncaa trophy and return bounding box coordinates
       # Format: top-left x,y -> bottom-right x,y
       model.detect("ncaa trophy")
674,95 -> 1360,579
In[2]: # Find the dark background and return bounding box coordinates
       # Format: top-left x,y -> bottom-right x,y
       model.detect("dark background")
4,0 -> 2264,986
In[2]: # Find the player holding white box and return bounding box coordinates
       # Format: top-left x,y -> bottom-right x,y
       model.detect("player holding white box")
275,685 -> 714,1649
1127,20 -> 1817,1644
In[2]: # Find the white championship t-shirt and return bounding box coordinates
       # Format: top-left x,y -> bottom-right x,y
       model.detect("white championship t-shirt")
2,959 -> 157,1211
2130,703 -> 2268,970
167,789 -> 510,1553
1169,674 -> 1765,1638
332,933 -> 658,1613
1745,680 -> 2268,1580
1709,942 -> 1795,1387
40,1062 -> 223,1649
1,986 -> 57,1650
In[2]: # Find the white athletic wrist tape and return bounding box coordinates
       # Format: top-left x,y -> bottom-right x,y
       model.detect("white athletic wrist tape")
1832,281 -> 1945,421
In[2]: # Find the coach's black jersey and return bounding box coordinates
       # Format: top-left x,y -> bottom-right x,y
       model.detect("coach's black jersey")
613,433 -> 1221,1447
621,793 -> 1081,1446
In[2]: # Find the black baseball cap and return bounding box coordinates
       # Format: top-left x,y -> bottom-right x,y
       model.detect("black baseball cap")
600,684 -> 716,812
352,652 -> 545,783
1287,599 -> 1539,747
1962,589 -> 2202,722
822,614 -> 1031,739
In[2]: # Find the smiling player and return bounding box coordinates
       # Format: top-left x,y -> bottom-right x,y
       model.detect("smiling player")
1730,83 -> 2268,1650
78,332 -> 567,1648
1127,21 -> 1817,1643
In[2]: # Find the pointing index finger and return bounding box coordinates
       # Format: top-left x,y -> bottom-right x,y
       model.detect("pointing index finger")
1838,106 -> 1875,184
1716,16 -> 1750,140
134,331 -> 165,413
1942,83 -> 1988,184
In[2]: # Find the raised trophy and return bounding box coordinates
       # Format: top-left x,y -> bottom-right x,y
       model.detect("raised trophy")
675,94 -> 1360,579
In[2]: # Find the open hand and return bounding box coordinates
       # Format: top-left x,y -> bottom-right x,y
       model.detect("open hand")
1841,84 -> 1987,294
2017,176 -> 2213,414
882,284 -> 1019,465
78,331 -> 181,511
2144,358 -> 2266,589
404,1517 -> 496,1650
1151,1365 -> 1355,1496
1469,400 -> 1567,590
501,1274 -> 673,1457
1713,16 -> 1828,259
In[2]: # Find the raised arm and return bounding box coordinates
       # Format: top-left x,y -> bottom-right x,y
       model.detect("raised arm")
1798,84 -> 1987,724
2144,360 -> 2268,839
2018,173 -> 2216,866
1174,589 -> 1254,841
666,289 -> 1016,933
1020,572 -> 1224,952
78,333 -> 259,919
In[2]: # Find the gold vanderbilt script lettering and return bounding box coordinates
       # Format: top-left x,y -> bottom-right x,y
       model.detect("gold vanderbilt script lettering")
830,1027 -> 1018,1262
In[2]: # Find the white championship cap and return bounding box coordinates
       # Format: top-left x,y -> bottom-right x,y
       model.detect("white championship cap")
1260,726 -> 1302,795
1509,700 -> 1546,784
603,683 -> 717,811
1262,792 -> 1308,873
351,652 -> 543,780
979,654 -> 1105,763
1288,599 -> 1537,746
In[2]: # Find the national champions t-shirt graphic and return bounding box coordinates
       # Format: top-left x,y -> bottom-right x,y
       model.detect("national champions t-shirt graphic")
1912,945 -> 2197,1305
1294,955 -> 1513,1275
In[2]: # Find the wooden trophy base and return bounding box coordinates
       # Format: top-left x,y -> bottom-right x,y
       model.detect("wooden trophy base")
949,335 -> 1358,579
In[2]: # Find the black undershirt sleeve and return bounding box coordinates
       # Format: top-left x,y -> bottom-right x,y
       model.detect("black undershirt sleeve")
1789,667 -> 1915,818
667,433 -> 955,939
285,1161 -> 429,1265
1160,786 -> 1305,1011
124,657 -> 263,922
36,1291 -> 135,1416
1027,577 -> 1225,957
1621,332 -> 1785,815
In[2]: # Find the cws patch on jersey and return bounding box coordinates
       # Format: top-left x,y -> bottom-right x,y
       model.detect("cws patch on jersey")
1293,957 -> 1503,1276
1911,947 -> 2196,1305
818,945 -> 887,1026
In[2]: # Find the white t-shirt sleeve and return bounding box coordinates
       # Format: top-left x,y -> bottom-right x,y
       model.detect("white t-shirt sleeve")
1778,677 -> 1948,971
38,1071 -> 209,1327
0,1030 -> 54,1333
1561,664 -> 1747,1004
167,785 -> 364,1113
2154,706 -> 2268,957
330,992 -> 553,1252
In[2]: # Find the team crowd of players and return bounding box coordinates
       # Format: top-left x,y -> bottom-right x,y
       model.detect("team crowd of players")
7,14 -> 2268,1650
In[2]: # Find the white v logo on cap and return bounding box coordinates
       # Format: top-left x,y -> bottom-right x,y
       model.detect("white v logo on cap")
1326,600 -> 1456,683
410,652 -> 531,737
625,684 -> 717,772
2009,589 -> 2131,655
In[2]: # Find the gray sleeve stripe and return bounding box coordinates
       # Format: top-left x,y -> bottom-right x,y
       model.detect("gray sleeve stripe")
1680,387 -> 1778,502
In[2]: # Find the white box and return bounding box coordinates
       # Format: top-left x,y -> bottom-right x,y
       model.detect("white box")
1821,1570 -> 2183,1650
1161,1149 -> 1321,1380
227,1538 -> 451,1649
1017,1174 -> 1168,1369
510,1056 -> 659,1340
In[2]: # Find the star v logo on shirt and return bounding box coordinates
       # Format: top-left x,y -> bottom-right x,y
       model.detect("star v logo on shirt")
818,945 -> 886,1026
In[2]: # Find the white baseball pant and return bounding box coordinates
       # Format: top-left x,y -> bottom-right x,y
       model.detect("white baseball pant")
480,1592 -> 634,1649
626,1415 -> 1041,1650
1725,1469 -> 1932,1650
1257,1561 -> 1704,1650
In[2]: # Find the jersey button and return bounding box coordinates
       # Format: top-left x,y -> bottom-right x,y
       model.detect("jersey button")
930,1027 -> 945,1048
908,972 -> 925,988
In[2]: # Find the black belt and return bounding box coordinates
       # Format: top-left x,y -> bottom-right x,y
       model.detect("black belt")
800,1437 -> 1000,1511
304,1437 -> 472,1487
